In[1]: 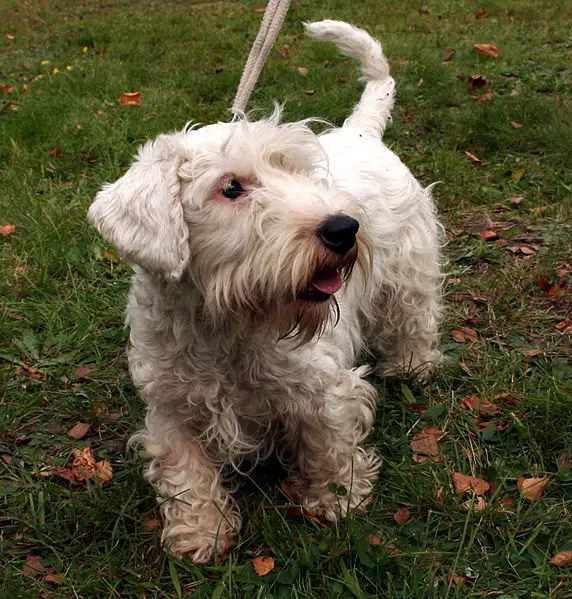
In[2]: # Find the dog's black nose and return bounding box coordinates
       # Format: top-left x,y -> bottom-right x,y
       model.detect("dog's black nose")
317,214 -> 359,255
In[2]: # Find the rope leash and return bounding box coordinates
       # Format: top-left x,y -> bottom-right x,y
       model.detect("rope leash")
231,0 -> 292,116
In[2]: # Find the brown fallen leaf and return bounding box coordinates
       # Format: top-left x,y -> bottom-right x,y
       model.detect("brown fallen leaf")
410,428 -> 442,457
494,392 -> 521,406
47,147 -> 63,158
367,534 -> 401,556
118,91 -> 142,107
0,224 -> 16,236
23,555 -> 48,577
75,366 -> 91,378
443,49 -> 456,62
474,43 -> 500,58
519,477 -> 550,500
67,422 -> 90,440
447,568 -> 467,587
477,91 -> 494,103
464,150 -> 482,166
451,327 -> 479,343
509,195 -> 524,205
510,120 -> 523,129
95,459 -> 113,483
253,556 -> 275,576
507,245 -> 535,255
71,446 -> 97,480
469,74 -> 487,89
550,550 -> 572,567
522,348 -> 544,358
555,319 -> 571,334
394,508 -> 411,525
0,84 -> 15,93
475,9 -> 487,19
44,573 -> 65,585
460,395 -> 500,415
546,282 -> 567,302
452,472 -> 490,496
142,517 -> 161,531
16,365 -> 45,381
557,454 -> 572,469
462,496 -> 487,512
296,66 -> 309,76
480,230 -> 498,241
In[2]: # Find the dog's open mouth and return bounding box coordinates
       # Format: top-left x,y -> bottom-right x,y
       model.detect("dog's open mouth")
297,267 -> 342,302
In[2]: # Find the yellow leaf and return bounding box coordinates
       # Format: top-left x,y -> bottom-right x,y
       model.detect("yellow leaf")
253,556 -> 275,576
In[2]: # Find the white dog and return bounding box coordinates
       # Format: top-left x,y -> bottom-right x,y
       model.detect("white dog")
88,20 -> 442,563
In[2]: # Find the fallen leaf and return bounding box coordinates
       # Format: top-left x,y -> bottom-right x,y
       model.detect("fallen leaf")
443,49 -> 456,62
303,89 -> 316,95
509,195 -> 524,205
118,91 -> 142,107
410,428 -> 442,457
512,167 -> 526,182
469,74 -> 487,89
477,91 -> 494,103
475,9 -> 487,19
71,446 -> 97,481
519,477 -> 550,501
142,517 -> 161,531
557,454 -> 572,469
452,472 -> 490,496
0,84 -> 15,93
2,99 -> 20,111
95,459 -> 113,483
0,224 -> 16,236
480,230 -> 498,241
462,496 -> 487,512
461,395 -> 500,415
16,365 -> 45,381
253,556 -> 275,576
337,75 -> 348,83
412,454 -> 432,463
464,150 -> 482,166
556,319 -> 571,334
494,392 -> 521,406
546,282 -> 567,302
254,7 -> 266,12
474,43 -> 500,58
367,534 -> 400,556
394,508 -> 411,525
75,366 -> 91,378
550,550 -> 572,567
510,120 -> 523,128
277,47 -> 292,58
7,33 -> 15,40
67,422 -> 90,440
418,77 -> 424,87
44,573 -> 65,585
296,66 -> 308,76
447,569 -> 467,587
507,245 -> 535,255
47,147 -> 63,158
23,555 -> 47,577
451,327 -> 479,343
522,348 -> 544,358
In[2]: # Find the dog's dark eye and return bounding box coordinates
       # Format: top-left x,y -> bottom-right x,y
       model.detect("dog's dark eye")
222,179 -> 245,200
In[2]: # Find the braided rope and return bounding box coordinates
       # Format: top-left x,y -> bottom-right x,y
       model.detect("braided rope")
231,0 -> 292,115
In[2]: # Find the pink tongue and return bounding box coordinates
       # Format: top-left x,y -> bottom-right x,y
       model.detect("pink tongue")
311,268 -> 342,294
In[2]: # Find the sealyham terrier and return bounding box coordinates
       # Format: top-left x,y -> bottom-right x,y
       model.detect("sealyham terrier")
88,20 -> 443,563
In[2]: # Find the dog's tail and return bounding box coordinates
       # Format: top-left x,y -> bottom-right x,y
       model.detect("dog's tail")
304,20 -> 395,139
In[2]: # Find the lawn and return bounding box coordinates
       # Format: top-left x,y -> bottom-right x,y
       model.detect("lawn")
1,0 -> 571,597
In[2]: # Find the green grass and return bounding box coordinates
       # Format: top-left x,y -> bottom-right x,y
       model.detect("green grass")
1,0 -> 571,597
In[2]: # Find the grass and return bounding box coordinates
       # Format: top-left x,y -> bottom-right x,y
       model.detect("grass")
1,0 -> 571,597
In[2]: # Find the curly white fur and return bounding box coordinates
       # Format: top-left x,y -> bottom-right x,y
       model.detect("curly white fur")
88,20 -> 443,563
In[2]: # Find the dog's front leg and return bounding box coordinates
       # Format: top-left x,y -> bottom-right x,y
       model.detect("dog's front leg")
134,412 -> 241,563
283,367 -> 379,520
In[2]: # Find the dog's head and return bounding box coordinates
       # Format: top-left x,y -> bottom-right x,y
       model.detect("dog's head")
88,111 -> 371,341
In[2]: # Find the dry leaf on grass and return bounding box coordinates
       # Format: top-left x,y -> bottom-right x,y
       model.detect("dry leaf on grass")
475,10 -> 487,19
142,517 -> 161,531
550,550 -> 572,567
510,120 -> 524,128
480,230 -> 498,241
296,66 -> 308,76
367,534 -> 401,556
519,477 -> 550,501
460,395 -> 500,415
118,91 -> 142,107
443,49 -> 456,62
67,422 -> 90,440
452,472 -> 490,496
464,150 -> 482,166
451,327 -> 478,343
410,428 -> 442,457
462,496 -> 487,512
44,573 -> 65,585
474,43 -> 500,58
394,508 -> 411,525
95,459 -> 113,483
75,366 -> 91,378
556,319 -> 571,334
252,556 -> 275,576
22,555 -> 48,577
0,224 -> 16,236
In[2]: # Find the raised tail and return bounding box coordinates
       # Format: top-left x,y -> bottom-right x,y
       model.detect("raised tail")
304,20 -> 395,138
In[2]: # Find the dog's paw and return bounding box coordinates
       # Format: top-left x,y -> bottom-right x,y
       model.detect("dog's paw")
165,530 -> 236,564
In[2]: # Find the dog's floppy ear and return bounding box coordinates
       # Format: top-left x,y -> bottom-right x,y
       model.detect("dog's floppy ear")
88,135 -> 190,280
